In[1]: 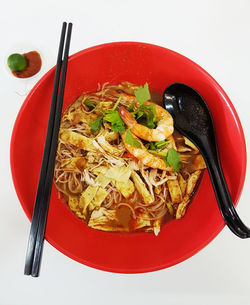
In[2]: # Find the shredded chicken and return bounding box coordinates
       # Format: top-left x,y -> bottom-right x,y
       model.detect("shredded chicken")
54,82 -> 206,236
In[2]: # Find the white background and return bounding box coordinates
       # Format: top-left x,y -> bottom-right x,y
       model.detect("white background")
1,0 -> 250,304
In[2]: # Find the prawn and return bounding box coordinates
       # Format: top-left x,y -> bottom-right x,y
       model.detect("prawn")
121,130 -> 172,171
119,102 -> 174,142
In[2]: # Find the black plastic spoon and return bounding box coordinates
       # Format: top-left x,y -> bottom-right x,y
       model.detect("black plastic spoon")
163,83 -> 249,238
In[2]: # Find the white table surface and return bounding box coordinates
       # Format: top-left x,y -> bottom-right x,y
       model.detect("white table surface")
1,0 -> 250,304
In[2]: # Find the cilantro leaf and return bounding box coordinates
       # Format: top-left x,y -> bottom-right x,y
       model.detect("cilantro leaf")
127,100 -> 135,112
112,96 -> 122,111
137,104 -> 157,129
155,140 -> 167,149
89,96 -> 125,133
103,110 -> 125,133
149,140 -> 167,150
148,150 -> 167,157
124,129 -> 142,148
134,83 -> 151,106
164,148 -> 182,172
129,83 -> 158,129
148,147 -> 181,172
84,98 -> 96,108
90,115 -> 103,133
131,109 -> 144,120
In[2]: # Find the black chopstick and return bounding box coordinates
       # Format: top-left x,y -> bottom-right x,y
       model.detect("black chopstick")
31,23 -> 72,277
24,22 -> 67,276
24,22 -> 72,277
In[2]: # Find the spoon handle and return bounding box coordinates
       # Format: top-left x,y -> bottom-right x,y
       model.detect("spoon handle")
204,145 -> 250,238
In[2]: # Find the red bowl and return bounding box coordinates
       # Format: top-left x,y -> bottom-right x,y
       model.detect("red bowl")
10,42 -> 246,273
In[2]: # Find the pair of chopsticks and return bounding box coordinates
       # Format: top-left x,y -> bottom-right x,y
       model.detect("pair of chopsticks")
24,22 -> 72,277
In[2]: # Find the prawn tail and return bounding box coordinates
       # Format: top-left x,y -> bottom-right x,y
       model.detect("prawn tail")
119,106 -> 137,129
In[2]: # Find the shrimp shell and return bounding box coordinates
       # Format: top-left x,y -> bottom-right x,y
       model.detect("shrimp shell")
121,131 -> 172,171
119,101 -> 174,142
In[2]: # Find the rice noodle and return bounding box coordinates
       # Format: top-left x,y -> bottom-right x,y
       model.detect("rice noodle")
53,82 -> 204,235
101,82 -> 110,90
83,169 -> 98,186
148,168 -> 176,187
68,173 -> 83,194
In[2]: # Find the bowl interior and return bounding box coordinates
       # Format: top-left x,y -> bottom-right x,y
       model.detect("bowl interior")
10,42 -> 246,273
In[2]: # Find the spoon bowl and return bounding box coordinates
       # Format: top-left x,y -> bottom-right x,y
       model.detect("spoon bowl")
163,83 -> 250,238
